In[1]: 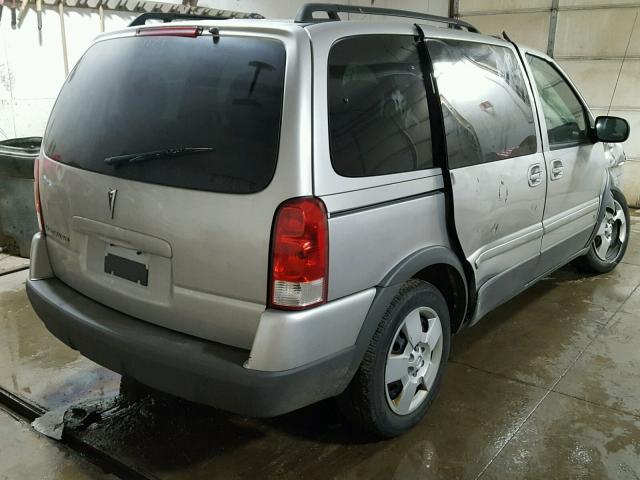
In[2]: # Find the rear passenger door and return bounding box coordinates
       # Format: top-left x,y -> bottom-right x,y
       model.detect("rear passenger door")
523,52 -> 606,275
427,38 -> 546,319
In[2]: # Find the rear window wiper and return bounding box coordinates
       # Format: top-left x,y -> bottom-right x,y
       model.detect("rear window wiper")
104,147 -> 214,167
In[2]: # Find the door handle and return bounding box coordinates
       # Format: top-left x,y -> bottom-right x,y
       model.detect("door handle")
550,160 -> 564,181
528,163 -> 542,187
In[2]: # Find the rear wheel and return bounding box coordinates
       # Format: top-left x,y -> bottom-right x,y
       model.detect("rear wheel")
338,279 -> 450,437
577,189 -> 630,273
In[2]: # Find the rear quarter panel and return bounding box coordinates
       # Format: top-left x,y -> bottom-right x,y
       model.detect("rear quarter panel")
307,22 -> 455,300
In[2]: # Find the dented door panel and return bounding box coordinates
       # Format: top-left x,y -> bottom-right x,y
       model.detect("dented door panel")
451,156 -> 546,287
427,38 -> 547,290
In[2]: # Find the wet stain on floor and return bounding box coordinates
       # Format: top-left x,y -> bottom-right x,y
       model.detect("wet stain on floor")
452,262 -> 640,389
481,393 -> 640,480
0,271 -> 120,411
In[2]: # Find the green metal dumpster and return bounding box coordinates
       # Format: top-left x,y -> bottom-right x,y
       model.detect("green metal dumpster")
0,137 -> 41,258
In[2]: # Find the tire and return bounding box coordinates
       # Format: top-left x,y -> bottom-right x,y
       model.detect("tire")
338,279 -> 451,438
577,188 -> 630,274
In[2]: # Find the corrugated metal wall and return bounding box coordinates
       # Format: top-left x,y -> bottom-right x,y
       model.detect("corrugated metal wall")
456,1 -> 640,207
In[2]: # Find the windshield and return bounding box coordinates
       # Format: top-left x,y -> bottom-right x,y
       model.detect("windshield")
43,35 -> 286,194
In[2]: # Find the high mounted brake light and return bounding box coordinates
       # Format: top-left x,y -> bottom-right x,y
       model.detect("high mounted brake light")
269,197 -> 328,310
136,26 -> 203,38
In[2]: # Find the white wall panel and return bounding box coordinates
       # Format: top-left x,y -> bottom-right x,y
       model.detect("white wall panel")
0,101 -> 15,140
462,12 -> 550,51
558,59 -> 621,108
200,0 -> 299,18
459,0 -> 551,14
628,15 -> 640,56
559,0 -> 640,6
0,31 -> 16,139
555,8 -> 640,57
0,7 -> 65,138
11,99 -> 56,137
621,160 -> 640,207
1,8 -> 65,100
612,60 -> 640,109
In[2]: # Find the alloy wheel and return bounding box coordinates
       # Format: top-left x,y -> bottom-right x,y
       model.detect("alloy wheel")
384,306 -> 444,415
593,199 -> 627,262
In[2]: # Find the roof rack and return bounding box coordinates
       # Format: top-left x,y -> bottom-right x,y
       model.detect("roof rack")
294,3 -> 479,33
129,11 -> 264,27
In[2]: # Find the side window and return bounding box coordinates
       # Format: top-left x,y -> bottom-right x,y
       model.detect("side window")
328,35 -> 434,177
526,55 -> 589,150
427,40 -> 538,169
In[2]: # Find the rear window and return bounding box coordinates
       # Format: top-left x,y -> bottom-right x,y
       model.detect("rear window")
43,35 -> 286,194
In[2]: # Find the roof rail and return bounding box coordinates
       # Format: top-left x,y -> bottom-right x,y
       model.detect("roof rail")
294,3 -> 479,33
129,11 -> 264,27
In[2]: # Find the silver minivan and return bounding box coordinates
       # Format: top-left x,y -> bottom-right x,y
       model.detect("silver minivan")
27,4 -> 631,437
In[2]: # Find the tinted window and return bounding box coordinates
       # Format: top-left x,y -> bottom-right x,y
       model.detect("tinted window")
428,40 -> 537,169
43,36 -> 286,194
526,55 -> 589,150
328,35 -> 434,177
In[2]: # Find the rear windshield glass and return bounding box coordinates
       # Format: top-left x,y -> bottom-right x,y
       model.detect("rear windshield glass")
43,35 -> 286,194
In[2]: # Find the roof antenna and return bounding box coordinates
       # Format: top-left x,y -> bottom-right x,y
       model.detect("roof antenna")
502,31 -> 512,42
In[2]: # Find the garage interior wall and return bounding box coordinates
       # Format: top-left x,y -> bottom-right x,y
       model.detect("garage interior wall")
0,0 -> 447,143
455,1 -> 640,207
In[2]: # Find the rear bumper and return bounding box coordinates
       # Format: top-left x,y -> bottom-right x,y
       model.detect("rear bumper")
26,277 -> 359,417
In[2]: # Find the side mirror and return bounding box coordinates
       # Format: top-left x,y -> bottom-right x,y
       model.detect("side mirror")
594,116 -> 630,143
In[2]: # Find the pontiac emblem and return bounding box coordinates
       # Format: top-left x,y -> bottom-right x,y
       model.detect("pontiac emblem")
107,188 -> 118,219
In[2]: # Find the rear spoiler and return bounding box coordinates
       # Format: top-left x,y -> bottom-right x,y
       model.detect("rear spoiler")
129,11 -> 264,27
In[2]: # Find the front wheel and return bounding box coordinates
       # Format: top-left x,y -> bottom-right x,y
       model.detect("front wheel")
577,188 -> 630,273
338,279 -> 451,438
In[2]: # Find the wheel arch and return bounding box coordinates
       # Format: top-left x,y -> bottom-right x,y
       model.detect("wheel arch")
379,246 -> 468,334
586,174 -> 615,249
345,246 -> 470,397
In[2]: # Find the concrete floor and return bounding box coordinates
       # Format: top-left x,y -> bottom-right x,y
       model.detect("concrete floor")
0,407 -> 113,480
0,211 -> 639,479
0,252 -> 29,275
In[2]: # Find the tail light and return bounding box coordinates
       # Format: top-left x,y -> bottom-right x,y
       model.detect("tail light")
269,197 -> 328,310
34,157 -> 45,233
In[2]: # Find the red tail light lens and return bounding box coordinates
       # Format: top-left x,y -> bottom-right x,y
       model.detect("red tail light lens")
34,157 -> 45,233
269,197 -> 328,310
